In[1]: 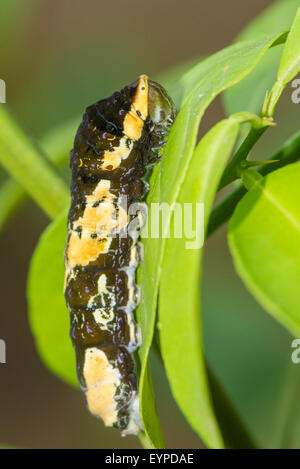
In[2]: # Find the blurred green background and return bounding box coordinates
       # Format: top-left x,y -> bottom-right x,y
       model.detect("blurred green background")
0,0 -> 299,449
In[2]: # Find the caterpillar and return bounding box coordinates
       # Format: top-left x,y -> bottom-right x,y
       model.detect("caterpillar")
64,75 -> 176,435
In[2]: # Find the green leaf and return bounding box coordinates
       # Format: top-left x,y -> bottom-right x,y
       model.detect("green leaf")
159,117 -> 241,449
173,34 -> 284,111
139,362 -> 165,448
137,32 -> 286,447
264,6 -> 300,116
223,0 -> 299,116
157,56 -> 205,108
27,211 -> 77,387
228,162 -> 300,338
278,6 -> 300,85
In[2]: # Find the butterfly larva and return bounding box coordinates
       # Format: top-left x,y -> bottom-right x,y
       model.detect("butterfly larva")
64,75 -> 176,435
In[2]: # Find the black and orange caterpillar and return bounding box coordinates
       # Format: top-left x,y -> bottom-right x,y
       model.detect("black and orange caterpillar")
64,75 -> 176,435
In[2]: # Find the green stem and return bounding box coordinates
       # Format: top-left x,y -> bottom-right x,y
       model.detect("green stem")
218,126 -> 267,190
0,107 -> 70,219
208,129 -> 300,236
262,80 -> 285,118
208,186 -> 246,236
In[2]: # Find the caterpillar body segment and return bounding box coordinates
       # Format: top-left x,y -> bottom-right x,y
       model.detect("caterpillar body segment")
64,75 -> 176,435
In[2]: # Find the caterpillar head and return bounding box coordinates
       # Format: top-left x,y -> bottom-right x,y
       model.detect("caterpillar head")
147,77 -> 176,161
147,77 -> 176,129
121,74 -> 176,161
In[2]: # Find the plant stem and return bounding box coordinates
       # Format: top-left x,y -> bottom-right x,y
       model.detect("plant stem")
208,129 -> 300,236
0,107 -> 69,219
218,126 -> 267,190
208,186 -> 246,236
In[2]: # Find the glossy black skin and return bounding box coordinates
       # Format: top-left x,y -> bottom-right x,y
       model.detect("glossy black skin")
65,78 -> 176,431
